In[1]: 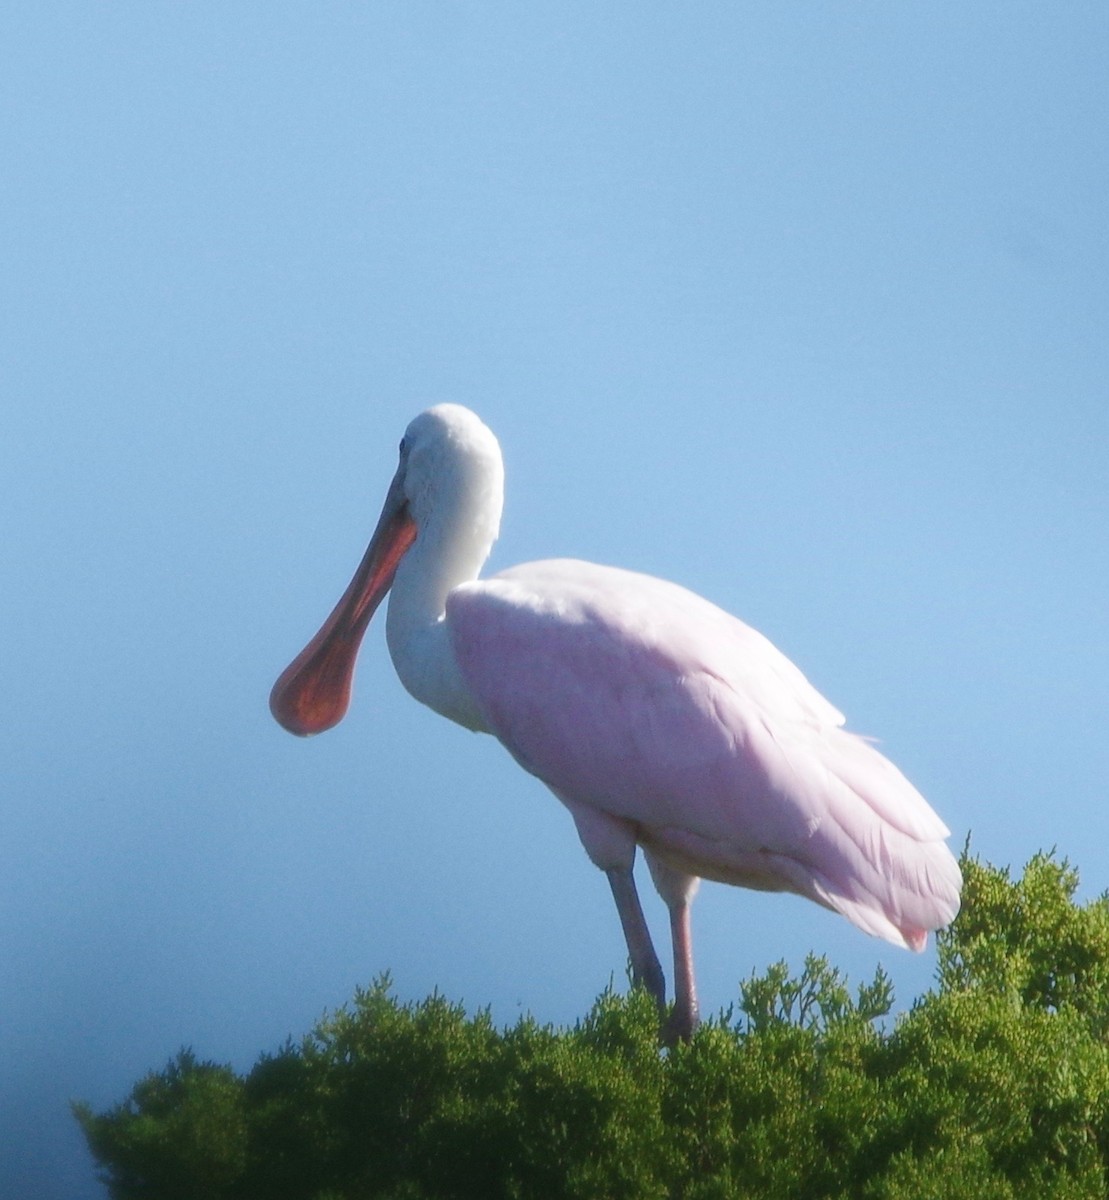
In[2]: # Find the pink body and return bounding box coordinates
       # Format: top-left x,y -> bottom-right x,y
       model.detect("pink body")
449,559 -> 958,952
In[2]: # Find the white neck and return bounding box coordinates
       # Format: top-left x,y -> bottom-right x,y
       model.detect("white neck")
383,417 -> 503,732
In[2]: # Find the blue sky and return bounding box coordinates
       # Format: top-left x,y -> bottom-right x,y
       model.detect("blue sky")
3,4 -> 1107,1195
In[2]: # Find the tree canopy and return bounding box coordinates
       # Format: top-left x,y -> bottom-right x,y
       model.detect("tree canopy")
76,851 -> 1109,1199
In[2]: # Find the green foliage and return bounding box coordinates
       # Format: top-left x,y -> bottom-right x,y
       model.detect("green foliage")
74,1050 -> 247,1200
77,851 -> 1109,1199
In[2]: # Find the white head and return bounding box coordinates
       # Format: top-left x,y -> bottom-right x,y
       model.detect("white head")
397,404 -> 504,560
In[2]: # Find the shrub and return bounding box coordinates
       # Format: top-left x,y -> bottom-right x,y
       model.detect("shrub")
76,851 -> 1109,1199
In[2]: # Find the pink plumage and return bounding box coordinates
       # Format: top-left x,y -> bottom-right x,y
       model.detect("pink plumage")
449,560 -> 959,948
271,404 -> 961,1039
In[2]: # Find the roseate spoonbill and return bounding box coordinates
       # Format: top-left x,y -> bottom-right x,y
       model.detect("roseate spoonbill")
271,404 -> 961,1039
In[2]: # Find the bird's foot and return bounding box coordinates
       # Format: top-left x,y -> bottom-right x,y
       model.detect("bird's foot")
660,1001 -> 700,1047
630,960 -> 667,1017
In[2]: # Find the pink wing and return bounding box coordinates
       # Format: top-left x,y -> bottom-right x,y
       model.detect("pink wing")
447,559 -> 961,949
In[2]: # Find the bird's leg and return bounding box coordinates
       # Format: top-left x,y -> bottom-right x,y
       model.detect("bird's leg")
645,852 -> 701,1042
560,797 -> 666,1013
606,866 -> 666,1013
665,893 -> 700,1042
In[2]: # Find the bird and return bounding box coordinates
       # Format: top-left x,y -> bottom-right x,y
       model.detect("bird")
270,404 -> 961,1040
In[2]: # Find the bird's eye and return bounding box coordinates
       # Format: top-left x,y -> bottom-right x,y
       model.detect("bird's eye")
398,437 -> 408,457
